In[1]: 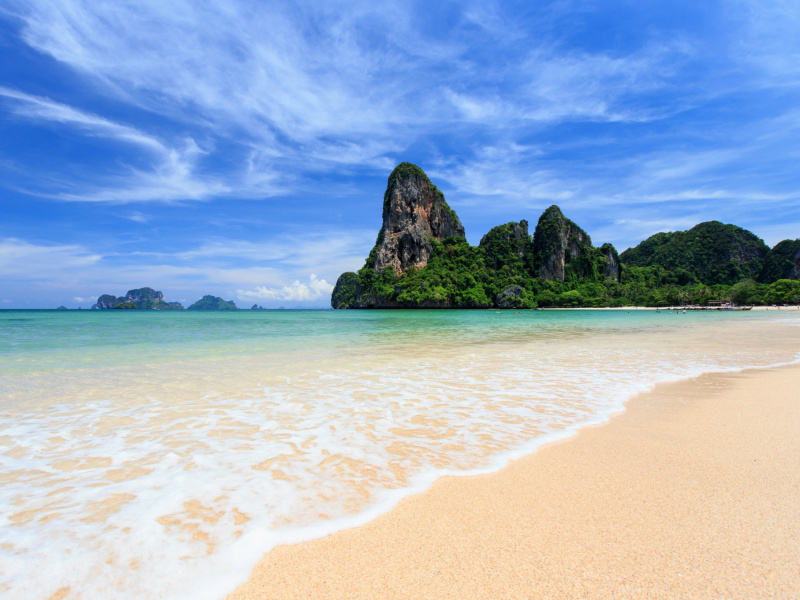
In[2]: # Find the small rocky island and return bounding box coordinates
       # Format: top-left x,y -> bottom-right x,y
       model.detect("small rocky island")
94,288 -> 183,310
331,162 -> 799,308
187,296 -> 238,310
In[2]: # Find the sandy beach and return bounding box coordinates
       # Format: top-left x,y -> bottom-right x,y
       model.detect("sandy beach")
227,363 -> 800,600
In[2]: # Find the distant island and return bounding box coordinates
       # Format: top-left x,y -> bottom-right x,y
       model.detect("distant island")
94,288 -> 183,310
187,295 -> 237,310
332,163 -> 800,308
91,289 -> 239,310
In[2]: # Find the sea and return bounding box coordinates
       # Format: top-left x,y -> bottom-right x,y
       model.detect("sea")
1,308 -> 799,599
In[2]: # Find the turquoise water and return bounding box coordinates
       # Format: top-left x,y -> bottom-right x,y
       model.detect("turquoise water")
1,309 -> 799,599
0,307 -> 777,373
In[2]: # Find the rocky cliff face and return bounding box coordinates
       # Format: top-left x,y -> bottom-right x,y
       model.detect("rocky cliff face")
600,243 -> 621,282
532,206 -> 592,281
373,163 -> 464,276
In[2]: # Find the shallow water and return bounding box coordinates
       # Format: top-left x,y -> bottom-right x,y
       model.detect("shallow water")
1,309 -> 798,599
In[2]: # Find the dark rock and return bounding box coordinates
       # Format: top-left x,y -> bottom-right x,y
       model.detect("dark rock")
56,306 -> 68,310
496,286 -> 525,308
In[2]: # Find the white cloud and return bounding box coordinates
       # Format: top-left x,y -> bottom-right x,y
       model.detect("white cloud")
237,275 -> 334,302
0,238 -> 102,280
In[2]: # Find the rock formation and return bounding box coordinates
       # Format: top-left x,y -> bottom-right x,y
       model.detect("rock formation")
373,162 -> 464,276
332,164 -> 628,309
479,221 -> 531,271
495,286 -> 525,308
532,205 -> 593,281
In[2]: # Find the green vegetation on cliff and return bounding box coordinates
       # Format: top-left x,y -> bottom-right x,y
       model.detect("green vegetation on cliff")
619,222 -> 769,285
758,239 -> 800,283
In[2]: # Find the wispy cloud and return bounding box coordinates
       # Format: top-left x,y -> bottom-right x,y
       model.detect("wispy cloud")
0,86 -> 165,152
0,86 -> 232,202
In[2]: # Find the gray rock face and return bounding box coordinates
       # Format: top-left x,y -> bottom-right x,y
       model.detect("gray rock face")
96,294 -> 120,309
126,287 -> 163,304
496,286 -> 525,308
600,243 -> 621,282
532,205 -> 591,282
374,163 -> 464,276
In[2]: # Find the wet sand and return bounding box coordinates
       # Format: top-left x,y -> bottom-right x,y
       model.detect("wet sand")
227,364 -> 800,600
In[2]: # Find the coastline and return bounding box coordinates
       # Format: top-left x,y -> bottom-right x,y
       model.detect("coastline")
226,363 -> 800,599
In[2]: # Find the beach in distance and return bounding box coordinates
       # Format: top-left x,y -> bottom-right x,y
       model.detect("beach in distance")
1,308 -> 799,600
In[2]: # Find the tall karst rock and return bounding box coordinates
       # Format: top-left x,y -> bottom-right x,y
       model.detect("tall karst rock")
374,162 -> 465,275
331,163 -> 465,308
531,205 -> 619,282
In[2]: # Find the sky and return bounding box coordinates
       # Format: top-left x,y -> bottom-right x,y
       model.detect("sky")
1,0 -> 799,308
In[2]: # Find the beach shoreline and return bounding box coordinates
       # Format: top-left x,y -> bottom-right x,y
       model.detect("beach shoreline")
226,363 -> 800,599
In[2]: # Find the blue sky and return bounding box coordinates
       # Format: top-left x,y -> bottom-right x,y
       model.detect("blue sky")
1,0 -> 799,308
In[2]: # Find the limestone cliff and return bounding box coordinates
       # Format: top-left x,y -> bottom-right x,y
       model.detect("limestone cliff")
373,163 -> 464,275
532,206 -> 594,281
